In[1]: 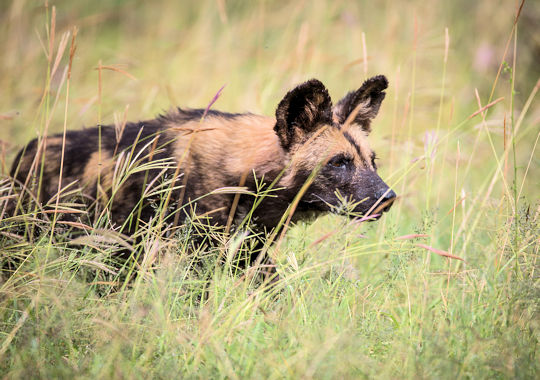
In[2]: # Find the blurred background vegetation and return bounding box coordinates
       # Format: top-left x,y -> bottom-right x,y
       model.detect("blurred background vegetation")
0,0 -> 538,378
1,0 -> 538,198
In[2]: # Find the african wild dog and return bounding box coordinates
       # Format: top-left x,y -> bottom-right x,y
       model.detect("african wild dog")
9,76 -> 396,264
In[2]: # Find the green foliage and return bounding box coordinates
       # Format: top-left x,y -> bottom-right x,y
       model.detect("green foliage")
0,0 -> 538,378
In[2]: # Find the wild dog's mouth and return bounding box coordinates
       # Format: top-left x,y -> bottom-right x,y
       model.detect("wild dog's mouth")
368,196 -> 396,217
357,196 -> 396,221
300,192 -> 396,221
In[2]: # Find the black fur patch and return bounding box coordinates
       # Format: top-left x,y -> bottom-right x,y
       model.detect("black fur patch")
333,75 -> 388,131
274,79 -> 333,149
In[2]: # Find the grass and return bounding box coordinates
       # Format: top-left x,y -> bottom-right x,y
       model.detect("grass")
0,0 -> 539,378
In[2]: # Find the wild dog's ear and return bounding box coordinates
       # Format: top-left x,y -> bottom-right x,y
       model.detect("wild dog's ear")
333,75 -> 388,132
274,79 -> 333,149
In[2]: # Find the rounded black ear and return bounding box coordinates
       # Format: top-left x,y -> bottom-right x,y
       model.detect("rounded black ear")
274,79 -> 333,150
333,75 -> 388,132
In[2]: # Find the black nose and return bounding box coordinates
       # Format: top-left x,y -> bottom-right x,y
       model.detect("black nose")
379,189 -> 396,212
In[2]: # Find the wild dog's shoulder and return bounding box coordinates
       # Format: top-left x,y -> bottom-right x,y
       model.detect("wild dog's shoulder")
161,107 -> 283,177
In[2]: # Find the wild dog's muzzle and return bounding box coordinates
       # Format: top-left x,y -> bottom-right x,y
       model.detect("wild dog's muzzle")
353,171 -> 396,218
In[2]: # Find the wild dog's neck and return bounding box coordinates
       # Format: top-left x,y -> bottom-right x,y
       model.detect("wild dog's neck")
166,109 -> 320,230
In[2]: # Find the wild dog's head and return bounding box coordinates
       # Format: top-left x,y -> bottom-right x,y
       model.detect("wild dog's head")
274,76 -> 396,219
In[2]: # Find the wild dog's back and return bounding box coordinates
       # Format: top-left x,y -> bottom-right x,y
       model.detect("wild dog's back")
9,109 -> 285,230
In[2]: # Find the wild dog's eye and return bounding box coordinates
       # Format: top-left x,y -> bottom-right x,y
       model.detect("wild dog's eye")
371,152 -> 378,168
328,155 -> 351,169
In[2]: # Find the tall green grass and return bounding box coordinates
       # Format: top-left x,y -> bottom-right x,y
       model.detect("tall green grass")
0,0 -> 538,378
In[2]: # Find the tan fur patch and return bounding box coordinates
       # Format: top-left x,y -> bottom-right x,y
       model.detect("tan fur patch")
290,127 -> 357,168
171,115 -> 285,178
44,137 -> 64,147
83,150 -> 113,189
344,127 -> 374,170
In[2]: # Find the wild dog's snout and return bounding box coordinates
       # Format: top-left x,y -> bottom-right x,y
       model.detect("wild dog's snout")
347,170 -> 396,217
